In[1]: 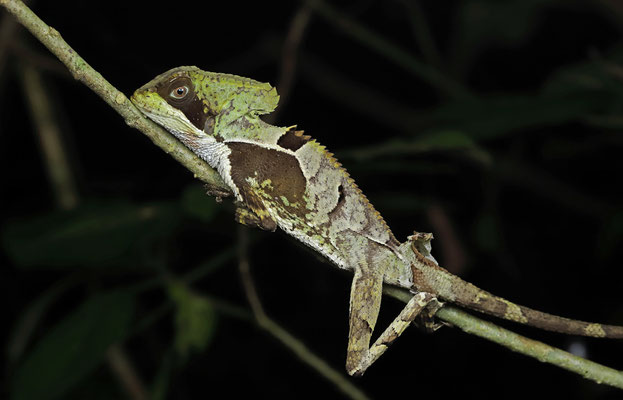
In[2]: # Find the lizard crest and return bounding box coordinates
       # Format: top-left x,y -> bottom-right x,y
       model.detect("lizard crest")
133,66 -> 279,141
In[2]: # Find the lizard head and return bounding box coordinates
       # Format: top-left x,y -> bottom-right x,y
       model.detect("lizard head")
131,66 -> 279,143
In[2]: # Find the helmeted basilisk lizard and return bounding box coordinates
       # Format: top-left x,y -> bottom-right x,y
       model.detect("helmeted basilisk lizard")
131,66 -> 623,376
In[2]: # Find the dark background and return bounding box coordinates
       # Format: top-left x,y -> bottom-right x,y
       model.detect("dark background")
2,0 -> 623,399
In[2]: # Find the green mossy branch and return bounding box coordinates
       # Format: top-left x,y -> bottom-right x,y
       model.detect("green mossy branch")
2,0 -> 622,391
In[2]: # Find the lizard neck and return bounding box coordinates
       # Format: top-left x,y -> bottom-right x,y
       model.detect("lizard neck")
216,116 -> 287,147
193,117 -> 290,205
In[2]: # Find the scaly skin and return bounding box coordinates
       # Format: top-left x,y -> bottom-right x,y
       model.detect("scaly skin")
131,66 -> 623,375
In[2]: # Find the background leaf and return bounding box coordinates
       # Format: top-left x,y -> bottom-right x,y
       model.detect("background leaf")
180,185 -> 219,222
2,200 -> 180,268
11,291 -> 135,400
168,281 -> 217,359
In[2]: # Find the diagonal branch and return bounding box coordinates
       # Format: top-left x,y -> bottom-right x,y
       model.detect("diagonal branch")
0,0 -> 229,195
2,0 -> 622,391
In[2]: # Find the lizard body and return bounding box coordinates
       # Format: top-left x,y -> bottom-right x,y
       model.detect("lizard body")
131,66 -> 623,376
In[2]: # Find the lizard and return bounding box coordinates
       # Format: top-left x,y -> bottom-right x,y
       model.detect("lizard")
130,66 -> 623,376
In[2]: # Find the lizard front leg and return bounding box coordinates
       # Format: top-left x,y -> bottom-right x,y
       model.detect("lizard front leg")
203,183 -> 232,202
234,203 -> 277,231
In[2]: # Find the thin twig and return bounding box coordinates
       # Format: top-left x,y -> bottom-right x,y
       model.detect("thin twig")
305,0 -> 469,99
11,39 -> 72,77
254,313 -> 371,400
129,242 -> 369,399
106,345 -> 149,400
237,226 -> 266,319
210,294 -> 372,400
236,225 -> 369,400
18,61 -> 79,209
400,0 -> 444,70
266,5 -> 312,124
425,203 -> 466,276
2,0 -> 622,390
7,275 -> 79,364
0,0 -> 29,79
297,51 -> 427,133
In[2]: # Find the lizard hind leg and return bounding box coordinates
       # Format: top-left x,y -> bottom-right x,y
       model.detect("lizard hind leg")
346,268 -> 439,376
413,298 -> 446,333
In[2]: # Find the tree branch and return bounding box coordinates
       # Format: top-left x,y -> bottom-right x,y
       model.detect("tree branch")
385,287 -> 623,389
2,0 -> 622,391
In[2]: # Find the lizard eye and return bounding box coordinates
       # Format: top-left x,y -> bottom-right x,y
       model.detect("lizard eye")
170,85 -> 189,99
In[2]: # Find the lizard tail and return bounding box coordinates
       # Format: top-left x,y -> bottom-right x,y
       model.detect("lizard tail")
449,278 -> 623,339
408,244 -> 623,338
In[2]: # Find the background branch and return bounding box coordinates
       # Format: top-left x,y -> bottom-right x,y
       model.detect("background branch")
237,226 -> 369,400
18,61 -> 78,209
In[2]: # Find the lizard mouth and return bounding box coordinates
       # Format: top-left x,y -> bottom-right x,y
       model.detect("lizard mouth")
130,90 -> 212,144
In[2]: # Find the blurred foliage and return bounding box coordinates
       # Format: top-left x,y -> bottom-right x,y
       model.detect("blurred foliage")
180,185 -> 219,223
2,188 -> 217,399
167,281 -> 217,360
11,291 -> 135,400
2,200 -> 182,268
2,0 -> 623,399
451,0 -> 551,74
